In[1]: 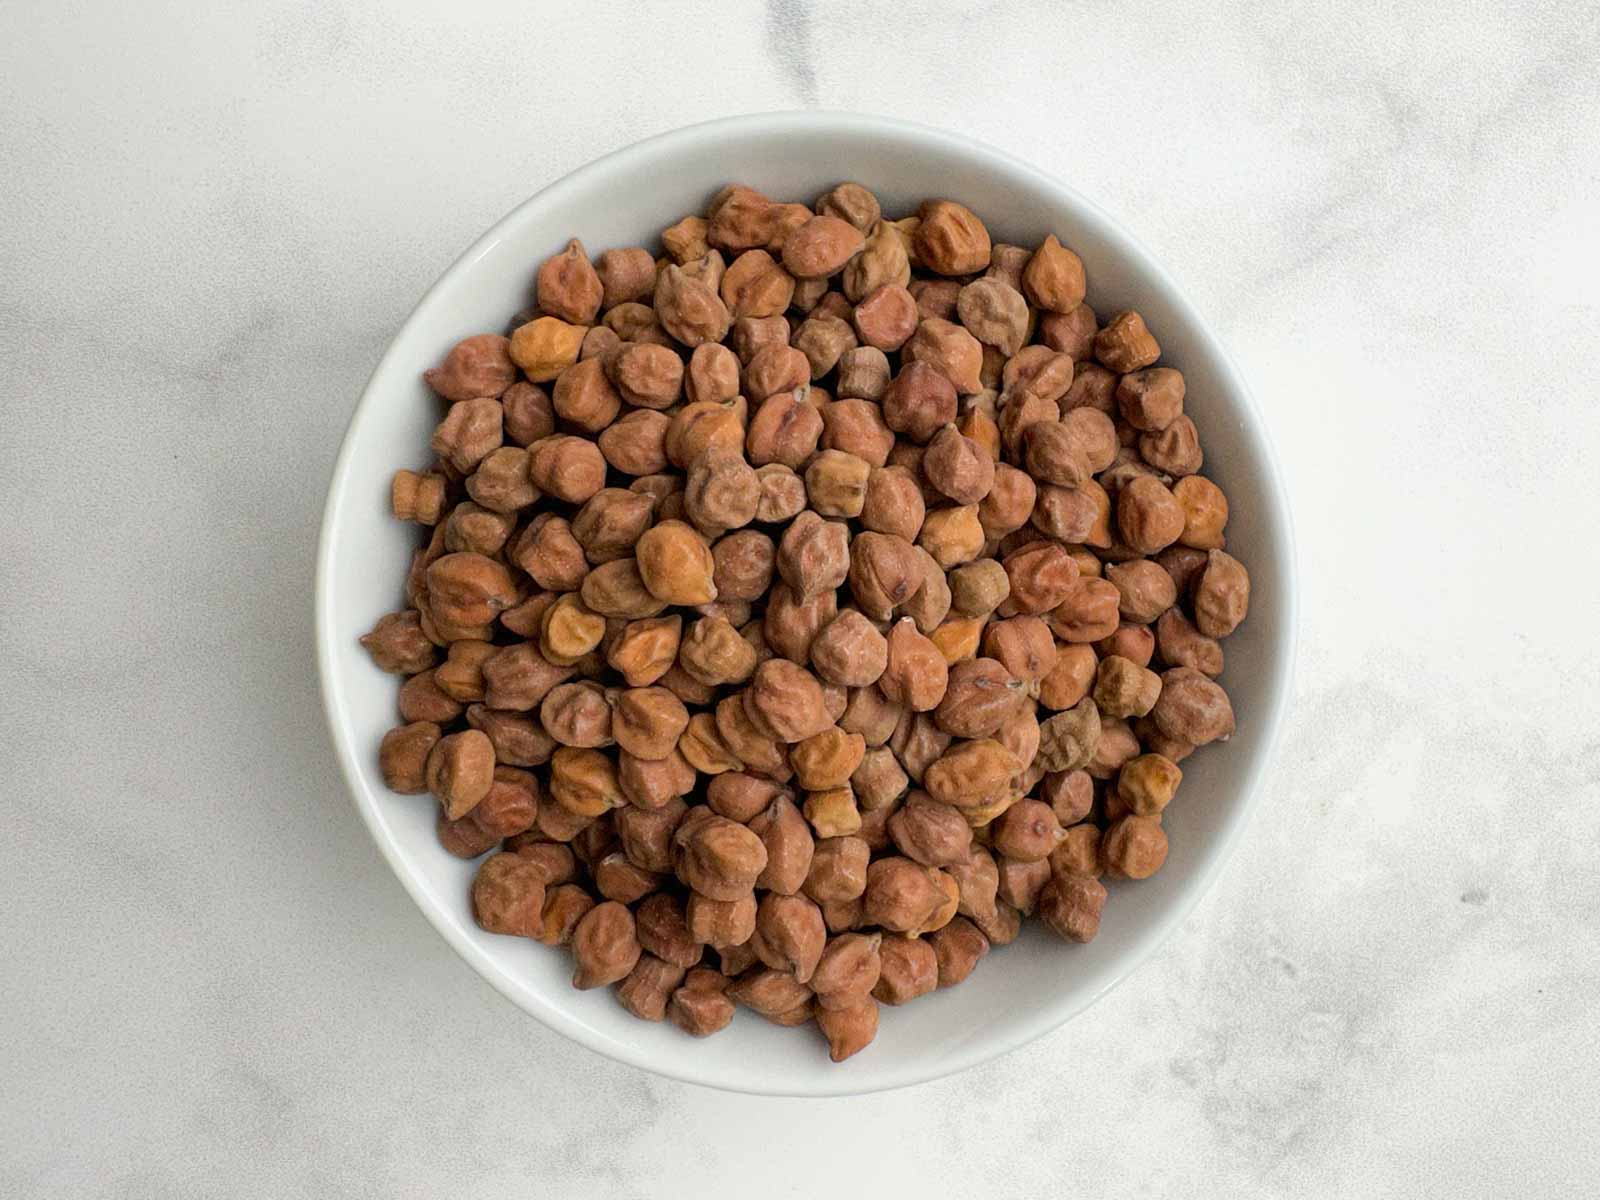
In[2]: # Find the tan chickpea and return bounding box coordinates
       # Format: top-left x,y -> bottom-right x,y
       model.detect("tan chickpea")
472,852 -> 548,938
1102,814 -> 1170,880
914,200 -> 991,275
606,615 -> 682,686
929,916 -> 990,988
612,687 -> 690,762
791,727 -> 868,791
467,705 -> 555,768
539,594 -> 607,667
1117,752 -> 1182,816
803,835 -> 872,904
1038,642 -> 1097,710
1141,414 -> 1204,477
805,786 -> 863,838
1093,655 -> 1163,719
1156,608 -> 1223,678
1094,310 -> 1160,373
996,856 -> 1052,915
1035,699 -> 1102,773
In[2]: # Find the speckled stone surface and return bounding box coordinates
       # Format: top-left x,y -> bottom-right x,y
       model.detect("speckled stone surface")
3,2 -> 1598,1195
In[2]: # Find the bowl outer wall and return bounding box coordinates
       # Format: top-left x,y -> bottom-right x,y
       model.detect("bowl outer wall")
315,111 -> 1298,1097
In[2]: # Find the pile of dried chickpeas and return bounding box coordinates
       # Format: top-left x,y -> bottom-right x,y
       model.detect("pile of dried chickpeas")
362,182 -> 1250,1062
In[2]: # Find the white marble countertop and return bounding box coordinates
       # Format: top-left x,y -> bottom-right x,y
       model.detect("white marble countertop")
4,2 -> 1598,1195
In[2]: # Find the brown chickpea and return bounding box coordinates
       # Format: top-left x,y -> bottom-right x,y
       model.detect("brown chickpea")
871,935 -> 939,1005
425,729 -> 495,819
803,835 -> 871,904
878,619 -> 949,712
991,798 -> 1065,862
882,361 -> 958,444
748,795 -> 815,895
570,900 -> 642,989
1140,414 -> 1204,477
1152,666 -> 1235,745
1193,548 -> 1251,638
853,283 -> 920,351
860,465 -> 927,542
1093,655 -> 1163,720
1037,874 -> 1106,943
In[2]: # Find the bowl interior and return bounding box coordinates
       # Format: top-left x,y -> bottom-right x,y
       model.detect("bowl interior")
317,113 -> 1294,1096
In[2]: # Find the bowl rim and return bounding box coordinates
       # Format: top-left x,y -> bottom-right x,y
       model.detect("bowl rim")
315,109 -> 1299,1097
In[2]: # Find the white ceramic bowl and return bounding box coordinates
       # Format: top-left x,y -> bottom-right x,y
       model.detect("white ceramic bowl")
316,112 -> 1296,1096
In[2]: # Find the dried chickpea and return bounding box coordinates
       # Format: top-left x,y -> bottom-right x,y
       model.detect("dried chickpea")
425,333 -> 516,401
1194,548 -> 1250,638
1093,655 -> 1163,720
669,969 -> 736,1037
570,900 -> 642,990
581,558 -> 670,620
751,893 -> 827,983
425,729 -> 495,820
854,284 -> 920,351
686,892 -> 757,950
677,711 -> 742,775
805,786 -> 863,839
1037,874 -> 1106,942
736,467 -> 796,527
929,916 -> 990,987
472,852 -> 547,938
1038,303 -> 1098,360
548,746 -> 623,817
996,856 -> 1052,914
1094,310 -> 1161,373
872,935 -> 939,1005
538,593 -> 606,667
676,814 -> 768,901
1022,235 -> 1087,313
904,318 -> 984,395
749,795 -> 816,895
1102,814 -> 1170,880
1099,622 -> 1156,668
1152,666 -> 1235,745
1155,607 -> 1223,678
914,200 -> 991,275
467,705 -> 555,767
605,615 -> 681,687
1089,717 -> 1142,781
878,619 -> 949,713
391,469 -> 447,525
379,721 -> 441,794
635,519 -> 718,605
816,399 -> 892,468
991,798 -> 1065,863
612,687 -> 690,761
